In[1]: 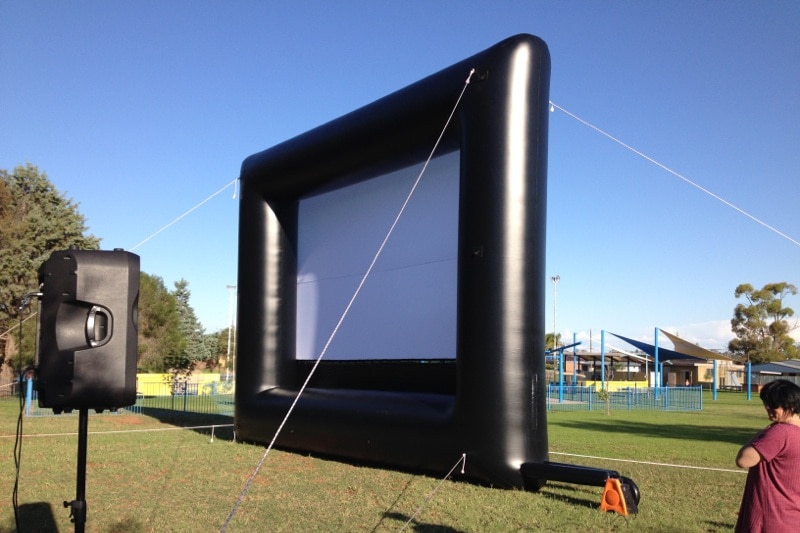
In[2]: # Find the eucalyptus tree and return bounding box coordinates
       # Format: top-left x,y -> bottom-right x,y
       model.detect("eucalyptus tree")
729,282 -> 798,363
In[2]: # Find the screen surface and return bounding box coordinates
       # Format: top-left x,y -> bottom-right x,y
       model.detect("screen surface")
296,151 -> 459,360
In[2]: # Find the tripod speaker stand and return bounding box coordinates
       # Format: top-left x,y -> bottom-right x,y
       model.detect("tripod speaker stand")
35,248 -> 139,532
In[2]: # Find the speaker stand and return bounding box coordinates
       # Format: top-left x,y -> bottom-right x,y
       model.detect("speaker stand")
64,408 -> 89,533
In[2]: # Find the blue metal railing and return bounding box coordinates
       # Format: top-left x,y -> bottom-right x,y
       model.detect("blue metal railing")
22,380 -> 234,418
546,385 -> 703,412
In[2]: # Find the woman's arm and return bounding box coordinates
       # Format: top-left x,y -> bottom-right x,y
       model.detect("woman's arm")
736,444 -> 762,468
735,425 -> 773,468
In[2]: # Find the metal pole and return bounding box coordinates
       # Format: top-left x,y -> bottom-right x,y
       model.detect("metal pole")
572,333 -> 578,385
25,376 -> 33,416
550,275 -> 560,350
601,330 -> 606,390
654,328 -> 660,398
558,348 -> 564,402
713,360 -> 718,401
65,409 -> 89,533
225,285 -> 236,380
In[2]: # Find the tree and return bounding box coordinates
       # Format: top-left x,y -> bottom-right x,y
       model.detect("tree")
0,164 -> 100,369
729,282 -> 798,364
545,332 -> 561,351
137,273 -> 186,373
201,332 -> 221,371
208,326 -> 236,375
173,279 -> 214,368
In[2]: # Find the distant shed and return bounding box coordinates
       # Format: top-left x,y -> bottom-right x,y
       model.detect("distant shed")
749,360 -> 800,387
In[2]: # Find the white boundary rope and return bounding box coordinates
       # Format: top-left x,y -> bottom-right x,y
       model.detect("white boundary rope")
0,427 -> 744,475
549,101 -> 800,248
0,312 -> 37,339
0,423 -> 234,439
218,68 -> 476,533
549,451 -> 745,474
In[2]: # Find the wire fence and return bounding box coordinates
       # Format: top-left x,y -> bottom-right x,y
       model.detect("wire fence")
20,381 -> 234,418
547,385 -> 703,412
1,380 -> 741,417
133,383 -> 235,417
0,379 -> 18,398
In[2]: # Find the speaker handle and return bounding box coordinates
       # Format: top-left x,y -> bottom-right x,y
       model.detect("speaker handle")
86,305 -> 112,348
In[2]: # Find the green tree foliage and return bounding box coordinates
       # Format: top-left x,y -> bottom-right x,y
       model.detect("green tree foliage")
136,276 -> 216,376
0,164 -> 100,368
201,332 -> 221,371
137,273 -> 186,373
0,164 -> 217,377
545,332 -> 562,351
209,326 -> 236,375
173,279 -> 215,368
729,282 -> 798,364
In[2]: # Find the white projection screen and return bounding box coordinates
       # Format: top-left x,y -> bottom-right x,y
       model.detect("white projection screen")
296,151 -> 459,361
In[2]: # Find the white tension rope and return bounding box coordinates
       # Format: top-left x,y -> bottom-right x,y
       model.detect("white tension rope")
129,178 -> 238,252
218,68 -> 476,533
116,88 -> 794,531
129,103 -> 799,258
398,453 -> 467,532
549,101 -> 800,248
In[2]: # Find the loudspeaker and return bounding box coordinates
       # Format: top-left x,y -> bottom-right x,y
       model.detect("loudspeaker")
36,248 -> 139,412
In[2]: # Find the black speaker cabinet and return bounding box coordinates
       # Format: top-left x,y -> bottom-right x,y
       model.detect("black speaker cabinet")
36,248 -> 139,412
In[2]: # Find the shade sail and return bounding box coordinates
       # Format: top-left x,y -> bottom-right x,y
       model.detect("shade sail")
609,333 -> 704,361
658,330 -> 731,361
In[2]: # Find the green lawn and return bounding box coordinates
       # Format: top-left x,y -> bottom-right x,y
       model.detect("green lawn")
1,391 -> 765,532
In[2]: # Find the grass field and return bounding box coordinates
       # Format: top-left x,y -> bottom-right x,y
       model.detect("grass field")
1,391 -> 765,532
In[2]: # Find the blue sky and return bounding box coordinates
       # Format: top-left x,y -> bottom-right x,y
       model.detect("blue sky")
2,1 -> 798,350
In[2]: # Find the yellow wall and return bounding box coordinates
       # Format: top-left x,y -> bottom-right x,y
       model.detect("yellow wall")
583,380 -> 648,392
136,373 -> 231,396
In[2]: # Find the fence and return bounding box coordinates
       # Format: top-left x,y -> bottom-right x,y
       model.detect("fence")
134,381 -> 234,416
547,385 -> 703,412
15,381 -> 703,416
20,380 -> 234,418
0,379 -> 18,399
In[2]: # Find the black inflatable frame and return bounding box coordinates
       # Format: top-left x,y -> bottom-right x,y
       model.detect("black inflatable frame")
236,34 -> 552,489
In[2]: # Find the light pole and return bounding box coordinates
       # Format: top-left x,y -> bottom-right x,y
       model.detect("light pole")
550,275 -> 560,350
226,285 -> 237,381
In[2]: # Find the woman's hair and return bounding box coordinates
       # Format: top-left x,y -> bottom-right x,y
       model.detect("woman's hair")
760,379 -> 800,414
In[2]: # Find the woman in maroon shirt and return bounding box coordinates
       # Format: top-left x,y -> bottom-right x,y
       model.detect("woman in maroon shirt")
735,379 -> 800,533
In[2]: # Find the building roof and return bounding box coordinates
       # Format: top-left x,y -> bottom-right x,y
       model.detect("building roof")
750,359 -> 800,375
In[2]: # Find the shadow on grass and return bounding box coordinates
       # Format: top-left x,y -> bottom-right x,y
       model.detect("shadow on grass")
136,407 -> 234,441
704,519 -> 737,531
5,500 -> 148,533
551,419 -> 756,446
538,482 -> 603,510
381,511 -> 468,533
2,502 -> 59,533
